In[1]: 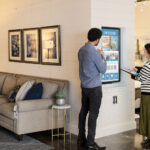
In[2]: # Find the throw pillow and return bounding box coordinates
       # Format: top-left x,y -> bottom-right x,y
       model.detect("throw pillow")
24,83 -> 43,100
8,86 -> 20,103
15,80 -> 35,101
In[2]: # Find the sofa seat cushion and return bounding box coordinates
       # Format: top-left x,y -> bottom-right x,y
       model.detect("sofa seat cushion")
0,103 -> 15,119
0,95 -> 7,98
16,99 -> 54,112
0,96 -> 8,104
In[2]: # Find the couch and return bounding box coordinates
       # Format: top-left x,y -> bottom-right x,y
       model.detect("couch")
0,72 -> 68,140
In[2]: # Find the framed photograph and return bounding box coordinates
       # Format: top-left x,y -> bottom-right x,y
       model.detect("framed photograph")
23,28 -> 40,63
135,38 -> 150,67
40,25 -> 61,65
8,30 -> 22,62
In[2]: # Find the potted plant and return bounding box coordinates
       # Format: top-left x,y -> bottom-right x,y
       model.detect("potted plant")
55,90 -> 66,106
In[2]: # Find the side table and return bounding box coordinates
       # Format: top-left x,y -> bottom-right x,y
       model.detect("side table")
51,104 -> 71,144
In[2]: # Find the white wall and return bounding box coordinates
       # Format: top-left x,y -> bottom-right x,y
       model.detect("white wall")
0,0 -> 136,138
135,2 -> 150,87
91,0 -> 136,138
135,2 -> 150,38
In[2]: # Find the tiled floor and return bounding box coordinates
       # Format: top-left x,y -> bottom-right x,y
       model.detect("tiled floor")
29,119 -> 149,150
30,129 -> 146,150
95,130 -> 144,150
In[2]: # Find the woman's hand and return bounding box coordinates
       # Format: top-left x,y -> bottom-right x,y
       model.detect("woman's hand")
133,68 -> 138,72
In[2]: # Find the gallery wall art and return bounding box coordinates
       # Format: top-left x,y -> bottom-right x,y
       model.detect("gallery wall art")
8,25 -> 61,65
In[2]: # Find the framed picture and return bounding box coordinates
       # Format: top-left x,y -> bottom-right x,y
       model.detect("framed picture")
135,38 -> 150,67
40,25 -> 61,65
23,28 -> 40,63
8,30 -> 22,62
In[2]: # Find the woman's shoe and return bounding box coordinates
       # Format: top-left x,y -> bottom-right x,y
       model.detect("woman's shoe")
141,139 -> 150,146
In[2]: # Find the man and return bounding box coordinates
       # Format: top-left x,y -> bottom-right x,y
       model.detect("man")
78,28 -> 107,150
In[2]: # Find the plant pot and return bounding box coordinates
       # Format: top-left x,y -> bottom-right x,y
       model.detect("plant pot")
56,98 -> 65,106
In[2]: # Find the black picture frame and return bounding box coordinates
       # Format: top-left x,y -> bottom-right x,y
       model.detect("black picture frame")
8,30 -> 22,62
23,28 -> 40,64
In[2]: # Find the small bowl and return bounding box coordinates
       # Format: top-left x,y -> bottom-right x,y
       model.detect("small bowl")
56,98 -> 65,106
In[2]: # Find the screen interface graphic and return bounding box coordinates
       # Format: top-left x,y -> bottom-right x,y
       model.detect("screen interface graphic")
101,27 -> 120,83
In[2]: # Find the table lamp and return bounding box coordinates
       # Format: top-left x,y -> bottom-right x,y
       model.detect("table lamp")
44,40 -> 54,59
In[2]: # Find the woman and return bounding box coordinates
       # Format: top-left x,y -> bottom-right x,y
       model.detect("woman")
133,43 -> 150,147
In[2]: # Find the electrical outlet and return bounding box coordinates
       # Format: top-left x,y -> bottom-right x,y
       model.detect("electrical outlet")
113,96 -> 117,104
113,96 -> 116,104
115,96 -> 117,104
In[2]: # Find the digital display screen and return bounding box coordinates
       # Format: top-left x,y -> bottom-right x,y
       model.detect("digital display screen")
100,27 -> 120,83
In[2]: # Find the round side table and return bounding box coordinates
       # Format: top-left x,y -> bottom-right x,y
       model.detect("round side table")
51,104 -> 71,144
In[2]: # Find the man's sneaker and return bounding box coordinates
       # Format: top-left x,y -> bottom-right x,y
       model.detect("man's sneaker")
77,138 -> 87,147
87,142 -> 106,150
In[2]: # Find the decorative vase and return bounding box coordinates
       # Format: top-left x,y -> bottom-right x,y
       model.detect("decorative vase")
56,98 -> 65,106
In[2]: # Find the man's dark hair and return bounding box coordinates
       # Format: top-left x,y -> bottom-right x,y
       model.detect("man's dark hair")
145,43 -> 150,55
88,28 -> 102,42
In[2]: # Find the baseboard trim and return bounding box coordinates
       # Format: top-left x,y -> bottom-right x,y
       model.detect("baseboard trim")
95,121 -> 136,138
69,120 -> 136,138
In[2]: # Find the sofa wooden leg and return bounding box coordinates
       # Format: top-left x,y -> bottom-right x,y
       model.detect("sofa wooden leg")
18,134 -> 23,141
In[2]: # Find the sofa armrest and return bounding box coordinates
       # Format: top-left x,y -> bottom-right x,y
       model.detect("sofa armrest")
15,99 -> 55,112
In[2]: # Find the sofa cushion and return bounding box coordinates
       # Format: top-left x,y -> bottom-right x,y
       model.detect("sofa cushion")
2,76 -> 17,95
0,95 -> 7,98
42,82 -> 58,99
15,81 -> 35,101
16,99 -> 54,112
24,83 -> 43,100
16,76 -> 35,87
0,74 -> 6,94
0,96 -> 8,104
0,103 -> 15,119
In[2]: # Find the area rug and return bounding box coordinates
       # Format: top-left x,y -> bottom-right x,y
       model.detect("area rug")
0,127 -> 53,150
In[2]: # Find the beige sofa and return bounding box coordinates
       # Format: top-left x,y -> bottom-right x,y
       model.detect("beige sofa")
0,72 -> 68,140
